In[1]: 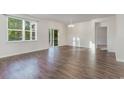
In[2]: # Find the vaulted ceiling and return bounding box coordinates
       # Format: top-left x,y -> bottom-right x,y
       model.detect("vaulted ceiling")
26,14 -> 114,24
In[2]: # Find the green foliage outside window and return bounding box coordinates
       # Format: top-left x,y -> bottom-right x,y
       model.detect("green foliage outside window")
25,21 -> 30,40
32,32 -> 35,40
25,21 -> 30,30
8,17 -> 23,41
8,30 -> 22,41
8,18 -> 22,29
25,31 -> 30,40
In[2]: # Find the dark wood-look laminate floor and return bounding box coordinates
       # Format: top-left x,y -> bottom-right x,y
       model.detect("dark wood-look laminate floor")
0,46 -> 124,79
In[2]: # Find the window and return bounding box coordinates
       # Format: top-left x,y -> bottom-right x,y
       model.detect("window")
25,21 -> 31,40
8,18 -> 23,41
8,17 -> 37,41
31,23 -> 37,40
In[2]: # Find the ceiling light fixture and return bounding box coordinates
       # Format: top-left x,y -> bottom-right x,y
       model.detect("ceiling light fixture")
68,19 -> 75,28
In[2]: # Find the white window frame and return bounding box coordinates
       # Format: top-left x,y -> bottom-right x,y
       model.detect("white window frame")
7,16 -> 37,42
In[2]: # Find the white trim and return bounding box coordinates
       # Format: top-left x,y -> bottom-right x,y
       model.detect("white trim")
3,14 -> 39,22
53,29 -> 54,46
22,20 -> 25,41
8,16 -> 22,21
94,22 -> 108,50
107,49 -> 115,53
7,40 -> 38,43
8,29 -> 23,31
116,59 -> 124,62
7,17 -> 9,42
25,30 -> 30,32
0,47 -> 48,59
30,23 -> 32,41
35,23 -> 38,40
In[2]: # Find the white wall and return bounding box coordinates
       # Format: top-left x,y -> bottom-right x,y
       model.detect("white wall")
67,16 -> 116,52
0,15 -> 67,58
67,21 -> 92,48
116,15 -> 124,62
96,27 -> 107,45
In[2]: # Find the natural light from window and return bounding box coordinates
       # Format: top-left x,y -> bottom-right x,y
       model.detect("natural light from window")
8,17 -> 37,41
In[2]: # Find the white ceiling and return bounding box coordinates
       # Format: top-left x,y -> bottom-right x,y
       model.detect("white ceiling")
26,14 -> 114,24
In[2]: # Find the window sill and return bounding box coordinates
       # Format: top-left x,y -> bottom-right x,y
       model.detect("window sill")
7,40 -> 37,43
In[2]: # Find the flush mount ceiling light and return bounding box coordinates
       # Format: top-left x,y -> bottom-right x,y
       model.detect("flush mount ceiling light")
68,19 -> 75,28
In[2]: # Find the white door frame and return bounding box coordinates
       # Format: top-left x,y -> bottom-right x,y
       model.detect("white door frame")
94,22 -> 108,50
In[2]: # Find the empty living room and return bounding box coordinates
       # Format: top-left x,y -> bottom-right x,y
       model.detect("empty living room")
1,0 -> 124,93
0,14 -> 124,79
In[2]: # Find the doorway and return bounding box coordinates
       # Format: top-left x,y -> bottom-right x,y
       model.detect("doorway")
49,29 -> 59,47
95,23 -> 107,50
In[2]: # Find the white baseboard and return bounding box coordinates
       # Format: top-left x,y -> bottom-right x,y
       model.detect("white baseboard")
0,47 -> 48,59
66,45 -> 89,48
107,50 -> 115,53
116,59 -> 124,62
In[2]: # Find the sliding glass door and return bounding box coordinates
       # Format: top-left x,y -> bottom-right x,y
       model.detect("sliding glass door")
49,29 -> 58,47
